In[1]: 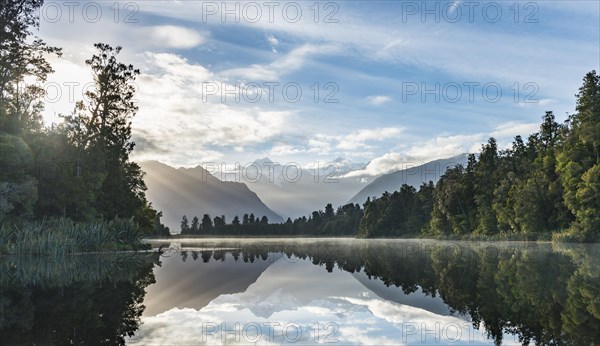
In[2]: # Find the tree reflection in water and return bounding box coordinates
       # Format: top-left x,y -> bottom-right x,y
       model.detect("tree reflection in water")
156,240 -> 599,346
0,253 -> 159,345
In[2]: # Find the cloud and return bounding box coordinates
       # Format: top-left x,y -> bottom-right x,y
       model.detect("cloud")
222,44 -> 340,81
342,134 -> 485,177
267,35 -> 279,46
337,127 -> 404,150
142,25 -> 206,49
130,52 -> 296,166
307,136 -> 333,155
490,121 -> 539,139
269,144 -> 305,156
267,34 -> 279,53
366,95 -> 392,106
343,120 -> 546,177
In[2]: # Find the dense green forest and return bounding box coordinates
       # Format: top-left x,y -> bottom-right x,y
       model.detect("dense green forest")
179,72 -> 599,242
360,72 -> 599,242
0,0 -> 169,254
359,71 -> 600,242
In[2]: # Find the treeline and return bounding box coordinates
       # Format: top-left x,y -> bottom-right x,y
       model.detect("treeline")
0,0 -> 169,242
179,202 -> 362,236
361,71 -> 599,242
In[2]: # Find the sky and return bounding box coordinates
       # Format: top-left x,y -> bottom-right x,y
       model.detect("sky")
36,0 -> 600,176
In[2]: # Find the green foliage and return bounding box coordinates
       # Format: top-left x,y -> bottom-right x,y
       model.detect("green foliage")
0,217 -> 148,255
359,183 -> 433,238
556,71 -> 600,242
0,0 -> 62,134
421,75 -> 597,242
0,2 -> 169,248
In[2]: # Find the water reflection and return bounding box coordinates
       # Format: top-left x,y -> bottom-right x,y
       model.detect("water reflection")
0,253 -> 159,345
1,240 -> 598,345
139,239 -> 599,345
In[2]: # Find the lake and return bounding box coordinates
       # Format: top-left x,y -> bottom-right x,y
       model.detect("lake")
1,239 -> 599,345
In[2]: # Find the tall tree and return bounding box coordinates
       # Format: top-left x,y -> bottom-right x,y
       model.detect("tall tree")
191,216 -> 200,234
556,71 -> 600,241
0,0 -> 59,220
474,138 -> 499,234
68,43 -> 154,228
201,214 -> 213,232
180,215 -> 190,234
0,0 -> 61,134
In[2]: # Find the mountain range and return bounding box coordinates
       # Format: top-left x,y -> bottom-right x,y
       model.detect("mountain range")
140,154 -> 470,231
139,160 -> 283,231
227,158 -> 368,218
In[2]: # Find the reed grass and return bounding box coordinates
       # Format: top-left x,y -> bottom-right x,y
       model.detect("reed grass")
0,217 -> 148,256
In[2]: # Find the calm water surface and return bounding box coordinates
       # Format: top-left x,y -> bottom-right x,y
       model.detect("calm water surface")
1,239 -> 599,345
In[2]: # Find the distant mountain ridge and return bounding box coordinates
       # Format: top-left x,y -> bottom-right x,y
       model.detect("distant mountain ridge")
228,157 -> 369,219
139,160 -> 283,232
348,154 -> 470,205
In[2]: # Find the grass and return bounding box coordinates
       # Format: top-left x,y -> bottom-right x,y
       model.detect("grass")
0,217 -> 150,256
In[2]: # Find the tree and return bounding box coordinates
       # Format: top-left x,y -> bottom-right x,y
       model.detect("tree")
214,216 -> 225,227
556,71 -> 600,241
324,203 -> 334,219
242,213 -> 249,225
260,215 -> 269,224
201,214 -> 213,232
232,215 -> 240,225
428,165 -> 474,236
474,138 -> 499,234
180,215 -> 190,234
249,213 -> 255,223
0,0 -> 60,220
71,43 -> 151,226
0,0 -> 61,134
191,216 -> 200,234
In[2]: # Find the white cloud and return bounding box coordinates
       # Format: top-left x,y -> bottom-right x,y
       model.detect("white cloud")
223,44 -> 340,81
267,35 -> 279,46
367,95 -> 392,106
337,127 -> 404,150
403,134 -> 484,162
307,137 -> 333,155
490,122 -> 539,139
343,134 -> 484,177
142,25 -> 206,49
130,52 -> 296,166
343,119 -> 547,177
269,144 -> 305,156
